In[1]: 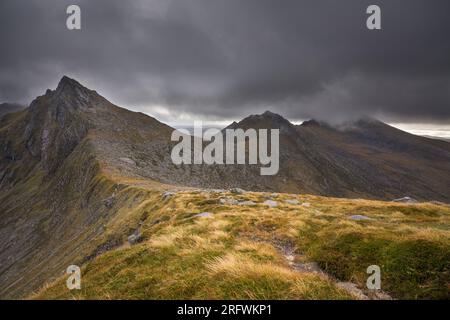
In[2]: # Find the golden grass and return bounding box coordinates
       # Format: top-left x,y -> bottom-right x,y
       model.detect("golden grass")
206,253 -> 298,280
32,188 -> 450,300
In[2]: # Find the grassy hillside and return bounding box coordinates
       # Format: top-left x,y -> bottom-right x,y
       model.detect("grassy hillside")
32,189 -> 450,300
2,77 -> 449,300
0,135 -> 150,298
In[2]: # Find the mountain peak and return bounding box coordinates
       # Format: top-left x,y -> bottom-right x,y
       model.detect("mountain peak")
56,75 -> 83,90
300,119 -> 320,127
245,110 -> 290,123
22,76 -> 96,171
260,110 -> 289,122
54,75 -> 90,96
261,110 -> 279,117
229,111 -> 295,134
41,76 -> 96,110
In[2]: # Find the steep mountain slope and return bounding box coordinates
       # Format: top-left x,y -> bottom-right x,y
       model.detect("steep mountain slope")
295,119 -> 450,201
0,77 -> 175,298
95,107 -> 450,201
221,111 -> 450,201
1,76 -> 449,299
297,119 -> 450,201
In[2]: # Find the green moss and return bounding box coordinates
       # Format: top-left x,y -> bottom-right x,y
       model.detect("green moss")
382,240 -> 450,299
309,233 -> 450,299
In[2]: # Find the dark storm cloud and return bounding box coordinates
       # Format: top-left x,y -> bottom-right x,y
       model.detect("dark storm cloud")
1,0 -> 450,123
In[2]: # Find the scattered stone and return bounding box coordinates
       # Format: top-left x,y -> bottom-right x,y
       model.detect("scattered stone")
301,202 -> 311,207
230,187 -> 246,194
349,215 -> 372,221
285,199 -> 299,205
392,196 -> 418,204
162,191 -> 175,201
193,212 -> 213,218
127,231 -> 142,245
336,282 -> 369,300
263,200 -> 278,207
238,200 -> 256,206
84,238 -> 122,262
277,242 -> 325,275
292,262 -> 323,274
96,225 -> 105,234
102,196 -> 116,208
219,197 -> 239,205
368,290 -> 393,300
119,157 -> 136,166
270,193 -> 279,198
285,254 -> 295,263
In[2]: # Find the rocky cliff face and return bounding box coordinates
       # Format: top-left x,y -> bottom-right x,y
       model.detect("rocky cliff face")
24,77 -> 93,173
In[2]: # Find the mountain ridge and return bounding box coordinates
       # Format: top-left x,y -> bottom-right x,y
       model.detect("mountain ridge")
1,76 -> 450,298
2,76 -> 449,200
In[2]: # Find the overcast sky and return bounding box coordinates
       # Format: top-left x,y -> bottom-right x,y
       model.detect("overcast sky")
1,0 -> 450,125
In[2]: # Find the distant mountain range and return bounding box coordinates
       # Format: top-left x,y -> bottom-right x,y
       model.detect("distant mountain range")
1,76 -> 449,298
2,76 -> 449,201
422,135 -> 450,142
0,102 -> 24,119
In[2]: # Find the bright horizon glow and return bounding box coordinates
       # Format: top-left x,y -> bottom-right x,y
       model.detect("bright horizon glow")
125,105 -> 450,141
390,123 -> 450,140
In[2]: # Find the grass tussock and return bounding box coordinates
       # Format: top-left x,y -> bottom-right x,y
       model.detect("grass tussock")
32,190 -> 450,300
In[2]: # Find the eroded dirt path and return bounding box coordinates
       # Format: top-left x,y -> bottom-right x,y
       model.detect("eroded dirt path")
274,240 -> 392,300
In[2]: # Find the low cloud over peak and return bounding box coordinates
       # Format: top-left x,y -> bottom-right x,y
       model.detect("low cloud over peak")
1,0 -> 450,124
